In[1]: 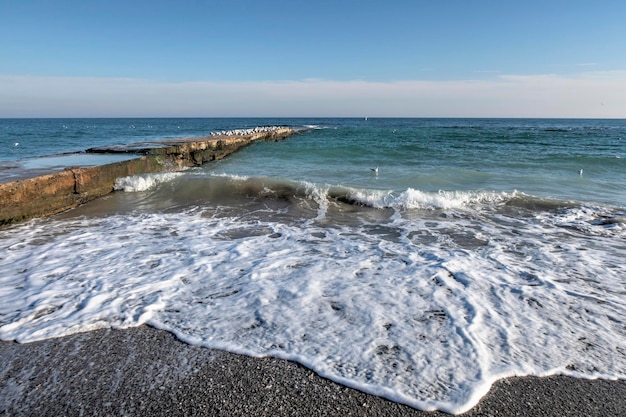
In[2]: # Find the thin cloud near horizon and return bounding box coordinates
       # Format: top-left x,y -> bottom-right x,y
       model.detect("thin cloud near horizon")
1,71 -> 625,119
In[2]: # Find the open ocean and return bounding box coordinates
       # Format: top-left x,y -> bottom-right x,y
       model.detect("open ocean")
1,118 -> 625,414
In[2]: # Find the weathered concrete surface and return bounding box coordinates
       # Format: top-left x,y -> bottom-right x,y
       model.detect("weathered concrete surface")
0,170 -> 77,225
0,156 -> 165,225
144,129 -> 293,168
0,128 -> 295,226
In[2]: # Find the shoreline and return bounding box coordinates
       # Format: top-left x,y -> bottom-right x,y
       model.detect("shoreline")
2,326 -> 624,416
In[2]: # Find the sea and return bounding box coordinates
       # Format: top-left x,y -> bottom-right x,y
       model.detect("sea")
1,118 -> 625,414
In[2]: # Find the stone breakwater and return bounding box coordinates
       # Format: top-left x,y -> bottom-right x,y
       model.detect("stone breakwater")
0,127 -> 296,226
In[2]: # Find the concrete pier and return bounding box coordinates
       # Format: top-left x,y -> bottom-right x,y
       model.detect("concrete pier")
0,127 -> 296,226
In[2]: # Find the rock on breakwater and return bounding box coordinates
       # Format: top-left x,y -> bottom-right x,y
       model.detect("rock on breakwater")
0,127 -> 296,226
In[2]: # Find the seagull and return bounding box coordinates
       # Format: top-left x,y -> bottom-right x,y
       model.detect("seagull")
370,167 -> 379,174
13,142 -> 19,146
579,168 -> 584,176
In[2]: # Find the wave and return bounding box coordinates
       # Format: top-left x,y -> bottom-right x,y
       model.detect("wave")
112,172 -> 591,211
114,172 -> 183,192
338,187 -> 512,210
2,182 -> 624,413
147,173 -> 518,211
111,173 -> 626,232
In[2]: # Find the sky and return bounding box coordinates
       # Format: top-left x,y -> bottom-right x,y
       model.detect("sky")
1,0 -> 626,118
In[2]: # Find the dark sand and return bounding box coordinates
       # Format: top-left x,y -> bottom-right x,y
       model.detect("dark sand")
1,326 -> 624,416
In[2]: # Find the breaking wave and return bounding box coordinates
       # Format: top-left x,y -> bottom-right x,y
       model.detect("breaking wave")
114,172 -> 183,192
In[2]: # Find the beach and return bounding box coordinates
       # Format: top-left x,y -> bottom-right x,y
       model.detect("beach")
1,118 -> 625,415
1,325 -> 624,416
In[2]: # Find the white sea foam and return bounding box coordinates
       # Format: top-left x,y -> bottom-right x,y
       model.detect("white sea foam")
208,172 -> 250,181
301,181 -> 331,219
327,185 -> 513,211
1,204 -> 624,414
368,188 -> 511,210
114,172 -> 182,192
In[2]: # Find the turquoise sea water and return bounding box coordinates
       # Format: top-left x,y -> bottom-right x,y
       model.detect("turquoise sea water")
1,118 -> 625,413
2,118 -> 625,205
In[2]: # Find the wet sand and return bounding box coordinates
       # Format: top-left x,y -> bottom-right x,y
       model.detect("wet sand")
1,325 -> 624,416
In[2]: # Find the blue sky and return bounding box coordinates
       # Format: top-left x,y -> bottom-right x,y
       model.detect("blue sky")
1,1 -> 626,117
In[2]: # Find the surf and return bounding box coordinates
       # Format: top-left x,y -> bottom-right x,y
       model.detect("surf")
1,118 -> 625,414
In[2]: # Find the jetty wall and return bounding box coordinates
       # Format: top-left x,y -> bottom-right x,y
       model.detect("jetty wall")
0,128 -> 295,226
